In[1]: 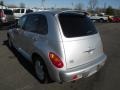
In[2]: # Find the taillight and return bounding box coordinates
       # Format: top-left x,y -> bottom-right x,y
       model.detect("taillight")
49,52 -> 64,68
0,10 -> 6,22
0,10 -> 4,17
0,11 -> 2,17
72,75 -> 78,80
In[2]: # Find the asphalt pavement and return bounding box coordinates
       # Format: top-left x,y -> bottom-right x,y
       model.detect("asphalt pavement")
0,23 -> 120,90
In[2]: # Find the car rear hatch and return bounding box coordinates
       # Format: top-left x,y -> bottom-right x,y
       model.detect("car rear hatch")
58,12 -> 104,69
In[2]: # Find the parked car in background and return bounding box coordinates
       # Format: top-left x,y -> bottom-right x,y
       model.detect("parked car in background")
109,16 -> 120,22
12,8 -> 33,20
7,10 -> 107,83
0,9 -> 15,25
90,14 -> 108,22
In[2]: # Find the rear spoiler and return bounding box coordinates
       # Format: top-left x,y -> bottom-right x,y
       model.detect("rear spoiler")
58,10 -> 88,16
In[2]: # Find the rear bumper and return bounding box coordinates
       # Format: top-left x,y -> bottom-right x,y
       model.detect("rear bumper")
59,54 -> 107,82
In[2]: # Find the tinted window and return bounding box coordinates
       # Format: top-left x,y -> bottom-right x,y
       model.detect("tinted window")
14,9 -> 20,13
98,14 -> 103,16
23,14 -> 48,34
3,9 -> 13,15
21,9 -> 24,13
26,9 -> 33,13
59,13 -> 97,38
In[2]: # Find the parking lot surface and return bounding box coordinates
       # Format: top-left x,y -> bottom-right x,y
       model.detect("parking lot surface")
0,23 -> 120,90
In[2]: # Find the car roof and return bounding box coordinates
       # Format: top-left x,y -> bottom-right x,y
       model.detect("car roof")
0,9 -> 12,11
26,10 -> 87,16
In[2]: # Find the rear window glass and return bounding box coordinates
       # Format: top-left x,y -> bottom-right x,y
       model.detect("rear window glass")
58,13 -> 97,38
3,9 -> 13,15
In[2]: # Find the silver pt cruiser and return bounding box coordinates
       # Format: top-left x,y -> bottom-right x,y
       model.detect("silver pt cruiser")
7,10 -> 107,83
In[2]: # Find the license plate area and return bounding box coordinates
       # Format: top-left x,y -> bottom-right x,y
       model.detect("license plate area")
82,65 -> 101,78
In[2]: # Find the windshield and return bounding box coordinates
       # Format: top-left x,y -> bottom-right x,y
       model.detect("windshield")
4,9 -> 13,15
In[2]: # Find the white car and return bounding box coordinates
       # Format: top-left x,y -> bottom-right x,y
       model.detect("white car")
90,14 -> 108,22
8,11 -> 107,83
13,8 -> 33,19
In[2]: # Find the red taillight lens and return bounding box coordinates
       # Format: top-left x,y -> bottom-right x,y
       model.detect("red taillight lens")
72,75 -> 78,80
0,12 -> 2,17
49,52 -> 64,68
0,10 -> 4,17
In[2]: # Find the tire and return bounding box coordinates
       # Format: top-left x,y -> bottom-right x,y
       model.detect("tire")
99,19 -> 104,23
92,20 -> 96,23
34,57 -> 49,83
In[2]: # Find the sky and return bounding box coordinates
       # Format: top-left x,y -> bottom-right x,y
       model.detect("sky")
3,0 -> 120,9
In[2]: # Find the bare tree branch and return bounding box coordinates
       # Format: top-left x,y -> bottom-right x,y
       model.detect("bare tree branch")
75,3 -> 84,10
89,0 -> 98,10
20,2 -> 26,8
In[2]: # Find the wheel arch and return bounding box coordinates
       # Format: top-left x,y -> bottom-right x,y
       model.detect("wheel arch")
32,53 -> 45,64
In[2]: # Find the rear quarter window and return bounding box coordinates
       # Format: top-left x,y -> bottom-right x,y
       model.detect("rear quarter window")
58,13 -> 98,38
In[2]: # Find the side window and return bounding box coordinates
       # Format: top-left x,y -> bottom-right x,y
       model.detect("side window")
26,9 -> 33,13
18,16 -> 27,28
98,14 -> 103,16
21,9 -> 24,13
14,9 -> 20,13
23,14 -> 48,35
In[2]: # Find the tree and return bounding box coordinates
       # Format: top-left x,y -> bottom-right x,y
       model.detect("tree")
105,6 -> 114,15
8,4 -> 18,8
89,0 -> 98,12
41,0 -> 45,9
0,0 -> 4,6
75,3 -> 84,10
20,2 -> 25,8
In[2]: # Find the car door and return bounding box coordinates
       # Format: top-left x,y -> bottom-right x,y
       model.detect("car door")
18,14 -> 48,59
13,15 -> 27,49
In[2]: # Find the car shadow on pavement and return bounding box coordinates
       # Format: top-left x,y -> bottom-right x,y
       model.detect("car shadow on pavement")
3,40 -> 53,84
0,22 -> 17,31
3,40 -> 107,86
